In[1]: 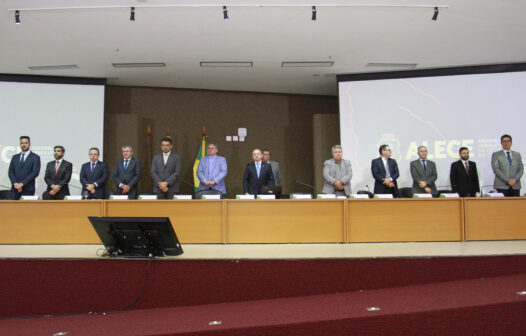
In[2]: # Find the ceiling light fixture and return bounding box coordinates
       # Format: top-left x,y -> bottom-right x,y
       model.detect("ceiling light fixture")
311,6 -> 316,21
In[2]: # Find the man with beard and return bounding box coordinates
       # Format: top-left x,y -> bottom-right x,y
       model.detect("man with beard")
43,145 -> 72,200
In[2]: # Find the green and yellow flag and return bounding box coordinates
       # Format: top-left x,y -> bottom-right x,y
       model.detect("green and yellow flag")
193,133 -> 208,191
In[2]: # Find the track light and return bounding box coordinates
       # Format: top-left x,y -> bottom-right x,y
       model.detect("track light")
432,6 -> 438,20
223,6 -> 228,20
15,10 -> 20,24
130,7 -> 135,21
312,6 -> 316,21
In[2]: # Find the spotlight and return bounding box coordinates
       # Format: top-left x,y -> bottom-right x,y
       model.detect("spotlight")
223,6 -> 228,20
15,10 -> 20,24
130,7 -> 135,21
432,7 -> 438,21
312,6 -> 316,21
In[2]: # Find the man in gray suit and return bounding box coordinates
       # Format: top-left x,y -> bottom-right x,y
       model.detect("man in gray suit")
410,145 -> 438,195
322,145 -> 352,196
151,136 -> 182,199
262,149 -> 281,185
491,134 -> 523,197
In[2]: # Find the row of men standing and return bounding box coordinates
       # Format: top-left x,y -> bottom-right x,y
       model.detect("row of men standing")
323,134 -> 523,197
8,136 -> 282,200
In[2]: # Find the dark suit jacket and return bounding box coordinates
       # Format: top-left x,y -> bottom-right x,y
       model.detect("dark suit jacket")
113,158 -> 141,199
80,161 -> 109,199
243,161 -> 274,195
43,159 -> 73,199
450,160 -> 480,197
371,157 -> 400,196
151,152 -> 182,194
8,151 -> 41,197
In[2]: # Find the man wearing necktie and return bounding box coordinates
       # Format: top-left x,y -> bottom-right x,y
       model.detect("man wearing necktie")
450,147 -> 480,197
243,148 -> 274,195
113,145 -> 141,199
8,136 -> 41,200
196,143 -> 228,196
371,145 -> 400,197
151,136 -> 182,199
491,134 -> 524,197
43,145 -> 72,200
80,147 -> 109,199
410,145 -> 438,195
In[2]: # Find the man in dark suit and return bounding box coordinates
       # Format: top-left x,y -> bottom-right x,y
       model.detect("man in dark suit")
450,147 -> 480,197
151,136 -> 182,199
113,145 -> 141,199
371,144 -> 400,197
80,147 -> 109,199
410,145 -> 438,195
8,136 -> 41,200
43,145 -> 72,200
243,148 -> 274,195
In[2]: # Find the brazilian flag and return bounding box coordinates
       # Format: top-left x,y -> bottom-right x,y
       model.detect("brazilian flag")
193,134 -> 208,191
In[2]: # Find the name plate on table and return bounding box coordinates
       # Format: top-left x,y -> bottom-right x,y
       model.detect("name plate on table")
173,195 -> 192,200
64,196 -> 83,200
484,192 -> 505,198
138,195 -> 157,200
413,194 -> 433,198
110,195 -> 129,200
291,194 -> 312,199
317,194 -> 336,199
20,195 -> 39,200
202,194 -> 221,200
374,194 -> 393,199
257,194 -> 275,199
236,194 -> 255,199
336,196 -> 348,199
440,193 -> 460,198
350,194 -> 368,199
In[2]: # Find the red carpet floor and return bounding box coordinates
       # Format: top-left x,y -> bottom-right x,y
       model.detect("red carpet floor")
2,273 -> 526,335
2,255 -> 526,318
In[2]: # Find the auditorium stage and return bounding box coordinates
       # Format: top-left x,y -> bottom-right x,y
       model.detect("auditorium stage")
2,240 -> 526,259
2,241 -> 526,335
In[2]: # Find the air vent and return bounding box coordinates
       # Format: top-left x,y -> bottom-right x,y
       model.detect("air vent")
200,61 -> 253,67
28,65 -> 79,71
366,62 -> 418,68
281,61 -> 334,67
112,62 -> 166,68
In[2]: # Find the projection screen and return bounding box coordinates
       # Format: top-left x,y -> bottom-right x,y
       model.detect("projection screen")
0,76 -> 105,197
338,64 -> 526,194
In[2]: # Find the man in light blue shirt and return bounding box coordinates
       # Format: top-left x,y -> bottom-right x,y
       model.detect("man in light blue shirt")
196,143 -> 228,195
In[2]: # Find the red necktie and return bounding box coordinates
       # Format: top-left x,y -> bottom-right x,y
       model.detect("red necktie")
465,162 -> 469,175
55,160 -> 60,174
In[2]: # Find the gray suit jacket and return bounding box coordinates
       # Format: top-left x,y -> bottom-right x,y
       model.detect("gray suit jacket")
491,150 -> 524,190
322,158 -> 352,195
151,152 -> 182,194
269,161 -> 281,185
410,159 -> 438,193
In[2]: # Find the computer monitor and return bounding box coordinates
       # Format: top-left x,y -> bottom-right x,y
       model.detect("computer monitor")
89,217 -> 184,257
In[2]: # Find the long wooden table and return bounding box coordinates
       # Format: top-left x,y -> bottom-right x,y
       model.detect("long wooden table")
0,198 -> 524,244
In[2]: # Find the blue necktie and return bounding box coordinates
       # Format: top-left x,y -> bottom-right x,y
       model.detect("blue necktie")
20,153 -> 25,165
208,157 -> 215,181
91,163 -> 95,171
422,160 -> 427,172
256,162 -> 261,178
124,160 -> 129,170
506,152 -> 512,166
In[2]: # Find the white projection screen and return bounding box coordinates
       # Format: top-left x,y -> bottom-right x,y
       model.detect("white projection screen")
338,64 -> 526,194
0,76 -> 105,197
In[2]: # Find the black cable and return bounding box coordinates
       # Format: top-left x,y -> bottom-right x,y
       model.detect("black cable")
116,257 -> 154,311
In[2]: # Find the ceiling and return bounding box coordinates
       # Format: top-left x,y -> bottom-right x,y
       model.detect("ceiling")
1,0 -> 525,96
